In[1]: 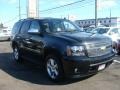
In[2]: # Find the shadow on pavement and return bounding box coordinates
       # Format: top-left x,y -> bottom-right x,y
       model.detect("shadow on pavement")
0,52 -> 93,85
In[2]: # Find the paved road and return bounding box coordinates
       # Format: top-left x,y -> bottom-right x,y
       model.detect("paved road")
0,41 -> 120,90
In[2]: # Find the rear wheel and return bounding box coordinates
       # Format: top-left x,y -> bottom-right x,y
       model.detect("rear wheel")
45,55 -> 64,82
116,49 -> 120,55
13,46 -> 22,62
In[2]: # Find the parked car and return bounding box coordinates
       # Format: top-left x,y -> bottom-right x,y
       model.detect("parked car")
11,18 -> 114,81
91,27 -> 120,54
0,29 -> 11,41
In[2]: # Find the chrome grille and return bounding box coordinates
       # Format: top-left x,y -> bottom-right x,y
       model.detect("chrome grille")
86,42 -> 112,57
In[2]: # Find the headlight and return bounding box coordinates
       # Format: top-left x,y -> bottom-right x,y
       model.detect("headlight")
67,46 -> 85,56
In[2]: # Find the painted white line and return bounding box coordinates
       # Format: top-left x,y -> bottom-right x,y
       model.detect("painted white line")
114,60 -> 120,64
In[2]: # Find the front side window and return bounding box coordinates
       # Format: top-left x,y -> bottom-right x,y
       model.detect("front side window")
63,21 -> 77,32
29,21 -> 40,30
41,22 -> 50,33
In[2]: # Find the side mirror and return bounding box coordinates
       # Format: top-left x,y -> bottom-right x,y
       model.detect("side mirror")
28,28 -> 41,34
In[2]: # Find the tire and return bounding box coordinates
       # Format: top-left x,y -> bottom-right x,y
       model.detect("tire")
114,47 -> 120,55
13,45 -> 22,62
45,54 -> 64,82
113,43 -> 120,55
117,49 -> 120,55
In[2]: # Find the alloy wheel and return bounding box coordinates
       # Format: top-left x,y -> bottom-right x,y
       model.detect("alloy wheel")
13,47 -> 19,61
47,58 -> 59,79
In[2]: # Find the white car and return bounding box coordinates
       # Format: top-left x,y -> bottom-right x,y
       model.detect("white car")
0,29 -> 11,41
91,27 -> 120,54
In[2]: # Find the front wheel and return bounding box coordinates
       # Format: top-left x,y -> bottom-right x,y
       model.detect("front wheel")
113,42 -> 120,55
45,55 -> 64,82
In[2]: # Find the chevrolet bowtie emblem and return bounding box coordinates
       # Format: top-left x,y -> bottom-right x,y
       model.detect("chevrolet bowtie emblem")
101,46 -> 106,50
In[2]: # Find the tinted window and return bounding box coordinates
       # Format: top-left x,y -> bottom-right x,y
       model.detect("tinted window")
63,21 -> 76,31
29,21 -> 40,30
52,20 -> 64,32
52,20 -> 81,32
20,21 -> 31,34
98,28 -> 109,34
41,21 -> 50,33
12,21 -> 22,34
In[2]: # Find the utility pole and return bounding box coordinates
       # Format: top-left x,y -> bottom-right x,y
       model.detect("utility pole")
95,0 -> 97,27
109,9 -> 111,27
19,0 -> 21,20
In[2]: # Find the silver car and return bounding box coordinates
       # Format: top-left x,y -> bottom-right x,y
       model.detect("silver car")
91,27 -> 120,54
0,29 -> 11,41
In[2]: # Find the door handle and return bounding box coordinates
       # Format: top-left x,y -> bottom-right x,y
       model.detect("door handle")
26,41 -> 32,44
24,39 -> 32,44
25,39 -> 30,41
16,36 -> 20,39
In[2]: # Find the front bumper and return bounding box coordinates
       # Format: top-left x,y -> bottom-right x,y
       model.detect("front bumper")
62,53 -> 115,77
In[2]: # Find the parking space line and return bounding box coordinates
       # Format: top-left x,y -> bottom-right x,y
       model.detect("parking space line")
114,60 -> 120,64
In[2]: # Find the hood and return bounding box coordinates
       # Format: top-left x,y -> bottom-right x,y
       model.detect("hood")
55,32 -> 111,43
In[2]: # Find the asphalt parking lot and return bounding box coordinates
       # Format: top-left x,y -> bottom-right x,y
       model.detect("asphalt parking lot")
0,41 -> 120,90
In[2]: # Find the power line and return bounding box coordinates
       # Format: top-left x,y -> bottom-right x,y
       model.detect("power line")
39,0 -> 86,12
3,16 -> 18,24
3,14 -> 27,25
41,0 -> 94,13
4,0 -> 94,25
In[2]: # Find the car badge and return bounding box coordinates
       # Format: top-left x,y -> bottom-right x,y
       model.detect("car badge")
100,46 -> 106,50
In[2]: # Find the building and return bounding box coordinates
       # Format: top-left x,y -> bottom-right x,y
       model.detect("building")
75,17 -> 120,28
27,0 -> 39,18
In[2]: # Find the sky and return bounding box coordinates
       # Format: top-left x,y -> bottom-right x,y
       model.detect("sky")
0,0 -> 120,28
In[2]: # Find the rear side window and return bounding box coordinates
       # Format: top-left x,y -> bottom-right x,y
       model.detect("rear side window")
12,21 -> 22,34
20,20 -> 31,34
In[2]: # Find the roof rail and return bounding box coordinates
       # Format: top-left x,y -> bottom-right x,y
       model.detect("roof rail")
18,19 -> 26,21
27,17 -> 35,19
18,18 -> 35,21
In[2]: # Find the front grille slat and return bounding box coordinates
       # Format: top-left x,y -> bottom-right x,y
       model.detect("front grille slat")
86,42 -> 112,57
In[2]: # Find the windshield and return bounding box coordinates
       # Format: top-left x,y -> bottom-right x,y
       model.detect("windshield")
52,20 -> 82,33
109,28 -> 120,35
91,28 -> 109,34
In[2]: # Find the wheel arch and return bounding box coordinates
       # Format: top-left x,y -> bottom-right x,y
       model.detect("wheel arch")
44,47 -> 63,60
12,41 -> 19,49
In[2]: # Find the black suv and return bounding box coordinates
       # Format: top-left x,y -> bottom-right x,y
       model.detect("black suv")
11,18 -> 114,81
